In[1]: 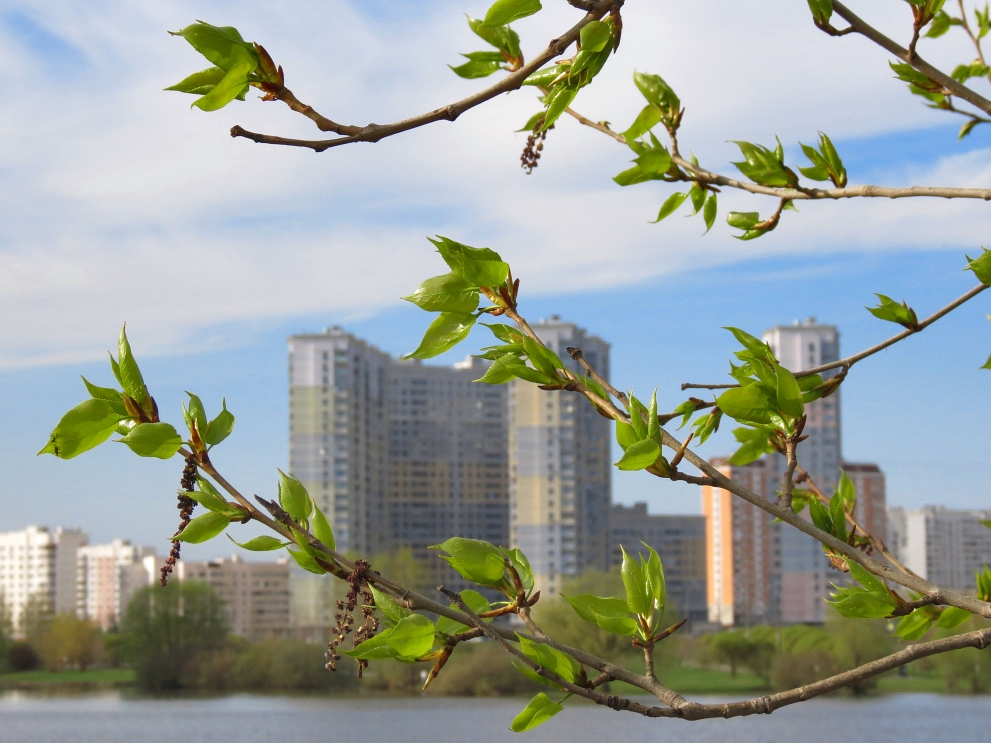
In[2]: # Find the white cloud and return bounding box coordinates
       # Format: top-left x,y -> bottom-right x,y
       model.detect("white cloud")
1,0 -> 988,367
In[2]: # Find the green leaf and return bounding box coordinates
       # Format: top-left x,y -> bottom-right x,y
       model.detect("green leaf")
615,438 -> 660,471
165,66 -> 226,95
117,325 -> 147,403
632,72 -> 680,118
623,104 -> 662,142
384,614 -> 436,660
369,584 -> 413,628
430,537 -> 507,588
620,546 -> 651,616
287,547 -> 326,575
502,547 -> 534,592
896,610 -> 934,641
829,493 -> 848,542
635,145 -> 672,176
311,503 -> 336,551
483,322 -> 526,344
449,53 -> 505,79
702,192 -> 717,233
926,9 -> 952,36
836,470 -> 856,511
186,487 -> 233,514
774,363 -> 804,420
522,65 -> 564,88
205,399 -> 235,446
728,427 -> 773,466
522,337 -> 562,379
651,191 -> 687,223
807,0 -> 833,24
192,61 -> 253,111
116,422 -> 182,459
38,399 -> 123,459
563,594 -> 638,636
435,589 -> 491,635
406,312 -> 477,360
731,140 -> 795,188
627,394 -> 648,439
726,211 -> 761,230
403,273 -> 480,314
228,534 -> 287,551
965,248 -> 991,285
467,16 -> 522,58
615,420 -> 639,450
937,606 -> 972,629
475,354 -> 525,385
717,384 -> 775,427
867,294 -> 919,328
518,635 -> 579,683
481,0 -> 542,28
808,495 -> 833,533
185,392 -> 208,439
174,511 -> 230,544
644,544 -> 665,615
540,84 -> 578,131
169,22 -> 257,71
80,377 -> 127,416
511,692 -> 563,732
579,20 -> 612,52
429,236 -> 509,288
691,408 -> 722,445
278,469 -> 313,523
646,389 -> 660,444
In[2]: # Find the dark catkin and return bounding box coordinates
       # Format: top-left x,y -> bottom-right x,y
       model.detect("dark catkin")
521,119 -> 551,174
326,559 -> 378,677
160,456 -> 197,586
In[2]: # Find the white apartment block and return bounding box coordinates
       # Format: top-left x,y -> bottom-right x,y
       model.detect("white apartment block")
0,526 -> 87,636
889,506 -> 991,591
76,540 -> 160,630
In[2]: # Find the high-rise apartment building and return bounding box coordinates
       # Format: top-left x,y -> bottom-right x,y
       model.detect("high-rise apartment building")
610,504 -> 707,622
889,506 -> 991,590
0,526 -> 87,636
179,555 -> 290,640
386,356 -> 508,585
509,317 -> 612,596
703,319 -> 887,626
76,540 -> 160,630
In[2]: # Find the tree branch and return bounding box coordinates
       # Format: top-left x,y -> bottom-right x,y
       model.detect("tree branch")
682,282 -> 988,390
830,1 -> 991,115
230,1 -> 617,152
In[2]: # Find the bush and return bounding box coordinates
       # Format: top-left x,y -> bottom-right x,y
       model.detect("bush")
8,642 -> 41,671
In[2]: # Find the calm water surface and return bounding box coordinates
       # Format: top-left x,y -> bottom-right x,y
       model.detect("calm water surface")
0,692 -> 987,743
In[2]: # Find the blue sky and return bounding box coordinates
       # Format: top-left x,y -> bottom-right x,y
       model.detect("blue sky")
1,1 -> 990,560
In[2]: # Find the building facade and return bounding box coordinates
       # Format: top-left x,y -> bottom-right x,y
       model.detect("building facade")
0,526 -> 87,636
843,463 -> 887,545
179,555 -> 290,640
610,504 -> 707,622
891,506 -> 991,590
76,540 -> 159,631
509,317 -> 612,596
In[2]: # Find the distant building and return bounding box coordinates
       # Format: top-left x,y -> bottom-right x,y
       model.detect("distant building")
0,526 -> 87,636
890,506 -> 991,591
609,504 -> 707,622
179,555 -> 290,641
702,319 -> 888,627
509,317 -> 612,596
76,540 -> 160,630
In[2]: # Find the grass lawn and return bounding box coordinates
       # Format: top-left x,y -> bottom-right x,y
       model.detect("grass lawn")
0,668 -> 136,687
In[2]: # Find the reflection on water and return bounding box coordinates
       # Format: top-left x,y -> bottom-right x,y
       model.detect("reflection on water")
0,692 -> 988,743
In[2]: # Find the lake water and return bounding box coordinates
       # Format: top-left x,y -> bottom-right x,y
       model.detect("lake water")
0,692 -> 988,743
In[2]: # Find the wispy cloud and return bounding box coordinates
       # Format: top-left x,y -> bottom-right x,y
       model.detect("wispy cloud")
1,0 -> 986,367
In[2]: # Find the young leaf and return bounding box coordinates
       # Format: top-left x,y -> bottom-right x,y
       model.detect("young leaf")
174,511 -> 230,544
381,614 -> 436,660
716,384 -> 775,427
702,192 -> 718,233
449,53 -> 505,79
467,16 -> 522,59
563,594 -> 638,636
403,273 -> 480,313
502,547 -> 534,592
731,141 -> 795,188
867,294 -> 919,328
623,104 -> 662,142
80,377 -> 127,416
435,589 -> 491,635
728,427 -> 773,466
511,692 -> 563,732
311,503 -> 336,551
620,546 -> 650,616
518,635 -> 579,683
38,399 -> 123,460
965,249 -> 991,285
429,236 -> 510,287
186,487 -> 234,514
481,0 -> 542,28
185,392 -> 208,438
287,547 -> 327,575
116,422 -> 183,459
615,420 -> 639,450
896,609 -> 934,641
278,469 -> 313,523
482,323 -> 526,344
369,584 -> 413,628
937,606 -> 972,629
430,537 -> 507,588
117,325 -> 147,403
580,20 -> 612,52
615,439 -> 660,471
647,389 -> 660,443
627,395 -> 648,439
227,534 -> 287,551
405,312 -> 477,360
644,544 -> 665,615
836,470 -> 856,511
651,192 -> 687,223
774,363 -> 804,420
205,399 -> 235,446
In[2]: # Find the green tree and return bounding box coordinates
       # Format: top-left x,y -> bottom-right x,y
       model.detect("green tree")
120,582 -> 228,690
37,613 -> 102,671
38,0 -> 991,733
